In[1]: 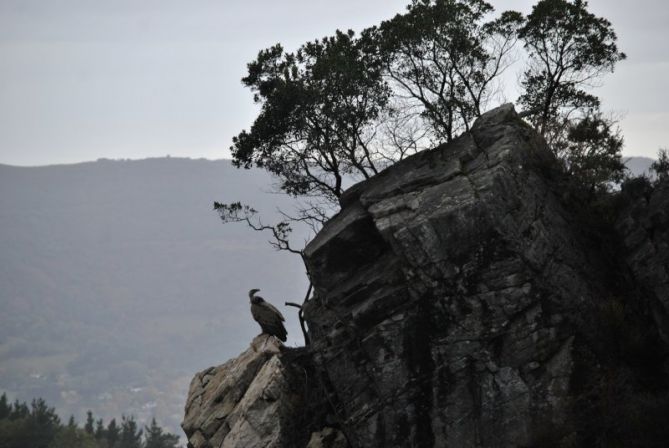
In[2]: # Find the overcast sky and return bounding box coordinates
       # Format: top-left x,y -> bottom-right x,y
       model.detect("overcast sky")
0,0 -> 667,166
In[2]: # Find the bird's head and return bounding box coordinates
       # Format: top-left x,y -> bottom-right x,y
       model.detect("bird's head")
248,288 -> 260,300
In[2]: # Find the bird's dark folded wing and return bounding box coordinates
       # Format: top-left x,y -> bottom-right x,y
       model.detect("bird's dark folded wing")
251,302 -> 287,341
261,301 -> 285,321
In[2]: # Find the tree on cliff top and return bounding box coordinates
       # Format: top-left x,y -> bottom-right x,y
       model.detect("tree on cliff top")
219,30 -> 392,256
518,0 -> 627,194
231,30 -> 389,205
219,0 -> 522,252
230,0 -> 523,203
371,0 -> 523,142
219,0 -> 627,254
518,0 -> 626,139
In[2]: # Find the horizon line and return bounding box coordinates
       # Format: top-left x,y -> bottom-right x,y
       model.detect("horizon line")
0,153 -> 657,169
0,155 -> 235,169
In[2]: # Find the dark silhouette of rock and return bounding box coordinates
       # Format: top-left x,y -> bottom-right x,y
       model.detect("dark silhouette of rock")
183,105 -> 669,447
616,178 -> 669,343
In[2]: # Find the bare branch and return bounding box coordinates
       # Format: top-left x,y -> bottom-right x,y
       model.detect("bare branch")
213,202 -> 303,255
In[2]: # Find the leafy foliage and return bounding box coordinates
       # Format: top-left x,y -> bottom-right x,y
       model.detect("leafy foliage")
518,0 -> 626,136
223,1 -> 523,253
232,30 -> 389,203
223,0 -> 629,253
557,112 -> 626,195
213,201 -> 302,254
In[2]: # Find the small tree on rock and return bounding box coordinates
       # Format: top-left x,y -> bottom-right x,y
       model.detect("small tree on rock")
231,30 -> 390,205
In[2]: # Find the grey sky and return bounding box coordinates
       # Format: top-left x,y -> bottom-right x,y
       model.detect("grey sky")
0,0 -> 667,166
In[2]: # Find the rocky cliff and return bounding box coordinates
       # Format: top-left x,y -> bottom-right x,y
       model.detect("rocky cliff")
183,105 -> 669,448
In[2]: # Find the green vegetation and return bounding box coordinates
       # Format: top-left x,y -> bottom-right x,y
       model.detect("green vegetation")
231,30 -> 389,204
0,394 -> 179,448
219,0 -> 628,250
235,0 -> 626,197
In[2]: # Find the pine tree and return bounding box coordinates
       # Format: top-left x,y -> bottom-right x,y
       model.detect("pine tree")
10,400 -> 29,420
0,394 -> 10,420
94,418 -> 105,440
84,411 -> 95,435
24,398 -> 60,448
118,416 -> 142,448
516,0 -> 627,194
144,418 -> 180,448
106,418 -> 120,448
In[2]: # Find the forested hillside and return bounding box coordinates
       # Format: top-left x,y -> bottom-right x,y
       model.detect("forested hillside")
0,394 -> 179,448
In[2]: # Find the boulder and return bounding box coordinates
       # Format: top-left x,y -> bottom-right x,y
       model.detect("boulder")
182,335 -> 303,448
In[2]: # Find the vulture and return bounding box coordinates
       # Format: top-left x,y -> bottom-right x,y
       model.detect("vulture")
248,288 -> 287,342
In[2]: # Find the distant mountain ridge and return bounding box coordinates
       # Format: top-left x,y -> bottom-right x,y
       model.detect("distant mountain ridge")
624,155 -> 654,177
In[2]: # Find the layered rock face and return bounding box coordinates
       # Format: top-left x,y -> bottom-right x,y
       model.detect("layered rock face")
183,105 -> 669,447
301,105 -> 668,447
182,335 -> 304,448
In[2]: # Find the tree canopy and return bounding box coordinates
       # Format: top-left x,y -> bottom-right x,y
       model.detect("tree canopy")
221,0 -> 629,254
517,0 -> 627,192
372,0 -> 522,142
231,29 -> 389,204
518,0 -> 626,138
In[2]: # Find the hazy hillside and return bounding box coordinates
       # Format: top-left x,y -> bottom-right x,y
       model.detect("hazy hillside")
624,156 -> 654,177
0,157 -> 310,435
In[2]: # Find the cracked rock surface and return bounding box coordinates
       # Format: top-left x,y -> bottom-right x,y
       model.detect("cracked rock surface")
181,335 -> 304,448
302,104 -> 668,447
